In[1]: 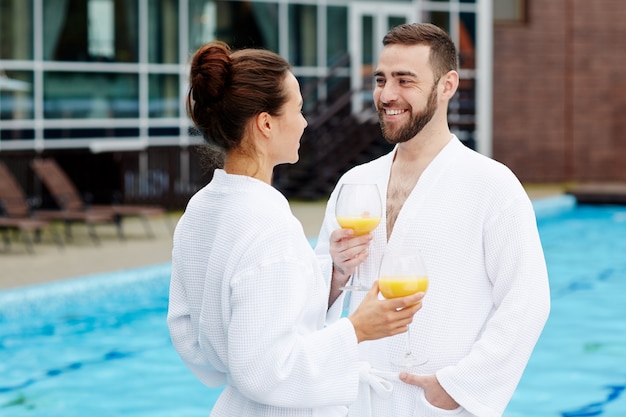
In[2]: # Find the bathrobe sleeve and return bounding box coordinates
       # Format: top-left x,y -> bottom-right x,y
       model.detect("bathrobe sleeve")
315,183 -> 348,322
435,194 -> 551,417
168,261 -> 228,387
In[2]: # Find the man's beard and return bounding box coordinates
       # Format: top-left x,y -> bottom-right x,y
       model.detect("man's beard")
378,84 -> 438,144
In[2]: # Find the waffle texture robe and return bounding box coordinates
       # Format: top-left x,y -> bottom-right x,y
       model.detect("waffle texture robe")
168,169 -> 361,417
315,136 -> 551,417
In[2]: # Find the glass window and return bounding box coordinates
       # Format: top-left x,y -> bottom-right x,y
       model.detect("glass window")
424,11 -> 451,35
494,0 -> 527,23
387,16 -> 407,31
43,0 -> 138,62
248,2 -> 279,51
148,0 -> 179,64
327,6 -> 348,67
43,127 -> 139,139
0,0 -> 33,59
0,70 -> 33,120
307,73 -> 350,116
189,0 -> 279,54
149,74 -> 179,118
188,0 -> 216,52
149,126 -> 179,137
298,76 -> 318,113
420,11 -> 477,70
362,15 -> 374,69
361,14 -> 374,93
459,13 -> 476,70
288,4 -> 317,66
432,0 -> 476,3
0,128 -> 35,141
88,0 -> 115,60
43,72 -> 139,119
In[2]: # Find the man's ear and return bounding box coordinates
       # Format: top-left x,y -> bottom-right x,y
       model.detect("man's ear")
440,70 -> 459,100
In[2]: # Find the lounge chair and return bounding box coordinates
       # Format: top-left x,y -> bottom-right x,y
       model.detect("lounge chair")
0,160 -> 117,246
0,162 -> 65,253
30,158 -> 168,238
0,216 -> 62,254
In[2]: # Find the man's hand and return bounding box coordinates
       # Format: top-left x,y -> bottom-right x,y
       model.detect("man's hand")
399,373 -> 460,410
328,228 -> 373,305
330,227 -> 373,277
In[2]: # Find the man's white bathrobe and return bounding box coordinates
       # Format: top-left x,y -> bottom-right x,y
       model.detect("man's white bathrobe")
168,169 -> 362,416
315,136 -> 551,417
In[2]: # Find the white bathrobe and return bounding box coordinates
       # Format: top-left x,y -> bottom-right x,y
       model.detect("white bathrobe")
315,136 -> 551,417
168,169 -> 361,417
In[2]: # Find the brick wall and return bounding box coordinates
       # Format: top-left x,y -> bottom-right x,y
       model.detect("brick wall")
493,0 -> 626,183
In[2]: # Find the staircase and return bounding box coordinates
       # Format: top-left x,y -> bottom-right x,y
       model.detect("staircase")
274,108 -> 393,200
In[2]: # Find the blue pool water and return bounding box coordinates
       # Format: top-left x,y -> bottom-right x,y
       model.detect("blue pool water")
0,196 -> 625,416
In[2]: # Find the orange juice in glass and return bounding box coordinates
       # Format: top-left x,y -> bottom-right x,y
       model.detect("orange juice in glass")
378,251 -> 429,367
336,215 -> 381,236
378,275 -> 429,299
335,184 -> 382,291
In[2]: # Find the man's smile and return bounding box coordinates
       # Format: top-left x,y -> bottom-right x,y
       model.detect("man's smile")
384,108 -> 407,116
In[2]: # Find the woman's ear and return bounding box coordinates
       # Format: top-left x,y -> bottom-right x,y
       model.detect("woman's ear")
254,111 -> 273,139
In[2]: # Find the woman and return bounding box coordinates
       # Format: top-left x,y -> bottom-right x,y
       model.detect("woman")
167,41 -> 424,416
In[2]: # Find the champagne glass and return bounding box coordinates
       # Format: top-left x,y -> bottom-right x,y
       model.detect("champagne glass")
378,250 -> 429,367
335,183 -> 382,291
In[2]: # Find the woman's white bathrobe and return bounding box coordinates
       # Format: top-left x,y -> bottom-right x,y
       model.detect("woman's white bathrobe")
168,169 -> 362,416
315,136 -> 551,417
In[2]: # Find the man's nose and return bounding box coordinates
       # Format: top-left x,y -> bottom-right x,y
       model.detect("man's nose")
378,83 -> 398,104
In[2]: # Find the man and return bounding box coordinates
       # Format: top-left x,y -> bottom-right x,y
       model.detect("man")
315,23 -> 550,417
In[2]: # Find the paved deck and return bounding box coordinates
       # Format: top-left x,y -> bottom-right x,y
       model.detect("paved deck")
0,201 -> 328,291
0,186 -> 564,291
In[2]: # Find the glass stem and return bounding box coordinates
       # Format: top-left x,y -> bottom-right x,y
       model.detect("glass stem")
353,265 -> 361,287
405,325 -> 413,357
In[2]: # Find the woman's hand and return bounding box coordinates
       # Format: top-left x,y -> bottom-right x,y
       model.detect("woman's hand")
348,281 -> 424,342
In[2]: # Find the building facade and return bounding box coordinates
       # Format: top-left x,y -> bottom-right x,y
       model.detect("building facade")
0,0 -> 576,208
493,0 -> 626,184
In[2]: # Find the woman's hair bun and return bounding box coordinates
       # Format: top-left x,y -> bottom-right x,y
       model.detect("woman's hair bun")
186,40 -> 291,154
189,41 -> 232,106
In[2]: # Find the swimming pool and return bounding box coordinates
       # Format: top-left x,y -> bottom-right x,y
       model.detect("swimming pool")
0,196 -> 624,416
507,198 -> 626,417
0,263 -> 220,416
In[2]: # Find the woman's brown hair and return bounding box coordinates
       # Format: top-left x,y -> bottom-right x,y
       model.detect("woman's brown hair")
187,41 -> 292,154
